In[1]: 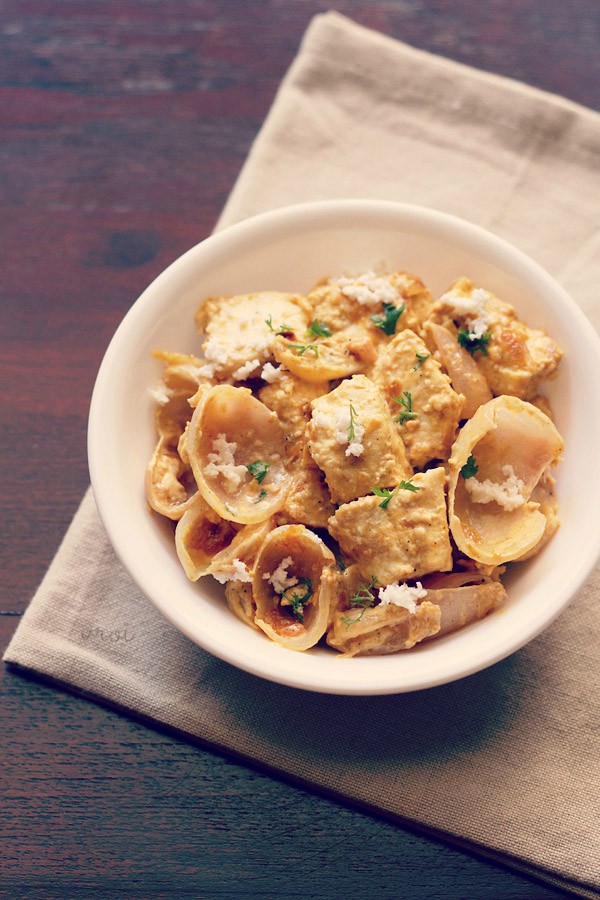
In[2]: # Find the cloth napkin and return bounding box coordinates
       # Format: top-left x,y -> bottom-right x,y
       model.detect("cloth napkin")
6,12 -> 600,897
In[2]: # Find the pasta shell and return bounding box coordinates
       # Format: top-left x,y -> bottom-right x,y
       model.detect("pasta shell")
252,524 -> 336,651
225,581 -> 259,631
187,385 -> 291,524
448,396 -> 564,565
271,325 -> 377,383
207,517 -> 276,582
175,493 -> 241,580
146,389 -> 197,520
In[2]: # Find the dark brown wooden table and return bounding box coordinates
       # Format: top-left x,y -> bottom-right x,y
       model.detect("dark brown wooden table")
2,3 -> 598,897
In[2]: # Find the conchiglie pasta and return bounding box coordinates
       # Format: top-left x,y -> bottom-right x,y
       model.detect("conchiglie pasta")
252,525 -> 336,651
175,493 -> 240,580
448,396 -> 564,565
187,384 -> 292,525
147,267 -> 565,657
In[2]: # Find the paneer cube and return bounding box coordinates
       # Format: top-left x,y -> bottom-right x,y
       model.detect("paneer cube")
195,291 -> 312,382
328,467 -> 453,584
307,374 -> 411,505
431,277 -> 562,399
371,329 -> 464,468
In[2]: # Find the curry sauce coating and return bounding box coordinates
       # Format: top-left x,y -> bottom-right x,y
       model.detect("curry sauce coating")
277,446 -> 336,529
431,277 -> 562,400
196,291 -> 312,382
328,467 -> 453,585
258,372 -> 329,461
371,329 -> 464,469
307,270 -> 433,338
307,374 -> 412,505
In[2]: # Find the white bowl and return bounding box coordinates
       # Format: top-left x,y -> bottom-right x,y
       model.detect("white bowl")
88,200 -> 600,695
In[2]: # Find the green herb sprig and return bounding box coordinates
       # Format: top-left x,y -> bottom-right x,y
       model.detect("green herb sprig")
393,391 -> 418,425
280,577 -> 313,623
306,320 -> 332,338
265,316 -> 295,337
246,460 -> 270,483
460,455 -> 479,479
372,479 -> 420,508
370,302 -> 406,336
342,576 -> 378,626
288,342 -> 319,357
348,404 -> 359,443
413,351 -> 430,370
457,329 -> 491,356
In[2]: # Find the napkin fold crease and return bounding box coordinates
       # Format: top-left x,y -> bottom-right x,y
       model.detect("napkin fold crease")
6,12 -> 600,897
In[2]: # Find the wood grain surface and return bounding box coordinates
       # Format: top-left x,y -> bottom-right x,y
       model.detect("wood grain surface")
1,2 -> 598,897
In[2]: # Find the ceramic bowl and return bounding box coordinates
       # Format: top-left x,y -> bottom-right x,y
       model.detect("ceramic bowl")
88,200 -> 600,694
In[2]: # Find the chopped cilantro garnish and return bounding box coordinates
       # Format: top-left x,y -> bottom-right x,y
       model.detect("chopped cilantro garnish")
246,460 -> 269,483
342,576 -> 378,626
348,404 -> 359,443
457,329 -> 491,356
372,486 -> 397,509
307,320 -> 332,338
413,351 -> 430,370
370,302 -> 406,336
288,342 -> 319,357
460,455 -> 479,479
393,391 -> 418,425
265,316 -> 294,337
372,480 -> 420,507
281,577 -> 313,623
399,478 -> 420,493
255,488 -> 268,503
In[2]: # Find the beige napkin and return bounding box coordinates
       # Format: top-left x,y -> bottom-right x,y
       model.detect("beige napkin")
5,12 -> 600,897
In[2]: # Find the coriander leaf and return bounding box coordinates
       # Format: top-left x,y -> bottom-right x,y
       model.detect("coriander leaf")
460,454 -> 479,479
342,576 -> 378,626
281,577 -> 313,623
370,302 -> 406,336
288,342 -> 319,357
413,351 -> 430,370
393,391 -> 418,425
255,488 -> 268,503
307,319 -> 332,338
372,486 -> 397,509
265,315 -> 294,337
246,460 -> 270,483
399,479 -> 420,493
457,329 -> 491,356
348,404 -> 359,443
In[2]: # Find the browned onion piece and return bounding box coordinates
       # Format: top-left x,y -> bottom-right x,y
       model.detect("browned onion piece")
429,323 -> 492,419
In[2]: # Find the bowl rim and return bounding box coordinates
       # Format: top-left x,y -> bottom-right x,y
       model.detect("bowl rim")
88,198 -> 600,695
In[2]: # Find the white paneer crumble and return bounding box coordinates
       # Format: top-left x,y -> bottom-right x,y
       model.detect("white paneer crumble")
330,271 -> 399,307
149,383 -> 171,405
267,556 -> 299,595
212,558 -> 252,585
203,338 -> 231,366
261,362 -> 285,383
196,362 -> 216,378
464,464 -> 526,511
378,581 -> 427,614
312,405 -> 365,458
204,433 -> 249,493
232,358 -> 261,381
440,286 -> 491,338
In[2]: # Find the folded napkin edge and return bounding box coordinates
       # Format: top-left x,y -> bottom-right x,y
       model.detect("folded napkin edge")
5,657 -> 599,900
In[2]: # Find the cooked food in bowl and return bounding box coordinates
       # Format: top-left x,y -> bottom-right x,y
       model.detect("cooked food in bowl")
146,267 -> 564,657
